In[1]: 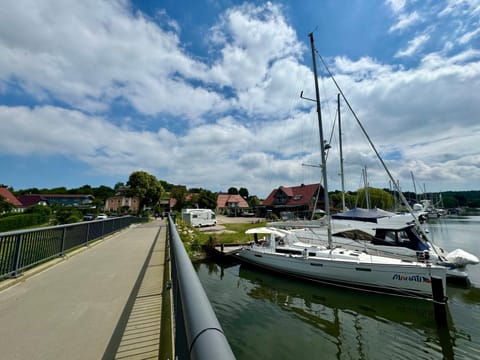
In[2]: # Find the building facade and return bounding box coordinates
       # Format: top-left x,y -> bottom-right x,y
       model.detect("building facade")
260,183 -> 325,219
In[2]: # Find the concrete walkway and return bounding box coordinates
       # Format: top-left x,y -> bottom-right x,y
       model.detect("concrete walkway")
0,220 -> 167,360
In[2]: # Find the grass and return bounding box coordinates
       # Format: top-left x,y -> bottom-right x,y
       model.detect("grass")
175,219 -> 267,257
195,221 -> 267,245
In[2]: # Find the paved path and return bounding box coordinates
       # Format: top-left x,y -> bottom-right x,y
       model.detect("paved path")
0,220 -> 167,360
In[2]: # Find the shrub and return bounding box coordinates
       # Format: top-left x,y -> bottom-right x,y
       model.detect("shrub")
0,213 -> 50,232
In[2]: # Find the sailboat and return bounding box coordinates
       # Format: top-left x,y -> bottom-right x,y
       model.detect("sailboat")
270,73 -> 479,285
234,33 -> 447,301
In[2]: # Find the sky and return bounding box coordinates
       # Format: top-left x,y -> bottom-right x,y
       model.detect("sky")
1,0 -> 479,199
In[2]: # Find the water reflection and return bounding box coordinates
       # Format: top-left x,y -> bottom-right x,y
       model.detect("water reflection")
197,260 -> 471,360
239,264 -> 458,358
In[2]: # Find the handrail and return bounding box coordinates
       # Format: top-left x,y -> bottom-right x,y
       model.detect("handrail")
168,215 -> 236,360
0,216 -> 146,279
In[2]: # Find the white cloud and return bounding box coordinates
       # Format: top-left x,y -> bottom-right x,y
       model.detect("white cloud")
395,33 -> 430,57
386,0 -> 406,14
0,0 -> 222,119
1,1 -> 479,197
459,28 -> 480,44
389,11 -> 421,33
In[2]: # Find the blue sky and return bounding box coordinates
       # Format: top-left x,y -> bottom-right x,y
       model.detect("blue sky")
1,0 -> 479,198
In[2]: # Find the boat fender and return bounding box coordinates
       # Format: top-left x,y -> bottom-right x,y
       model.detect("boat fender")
446,249 -> 480,266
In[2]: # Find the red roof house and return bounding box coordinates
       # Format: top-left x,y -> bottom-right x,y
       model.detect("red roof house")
261,183 -> 325,218
216,193 -> 249,215
0,186 -> 23,209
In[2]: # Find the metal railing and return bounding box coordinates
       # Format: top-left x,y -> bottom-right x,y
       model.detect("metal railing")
168,215 -> 236,360
0,216 -> 146,280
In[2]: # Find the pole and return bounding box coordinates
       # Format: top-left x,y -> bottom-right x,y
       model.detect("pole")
309,32 -> 331,248
338,93 -> 346,211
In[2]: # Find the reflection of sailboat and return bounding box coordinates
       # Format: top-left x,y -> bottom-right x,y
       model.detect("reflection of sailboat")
234,33 -> 447,301
238,264 -> 456,359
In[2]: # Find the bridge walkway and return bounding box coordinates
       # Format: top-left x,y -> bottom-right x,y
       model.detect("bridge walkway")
0,220 -> 168,360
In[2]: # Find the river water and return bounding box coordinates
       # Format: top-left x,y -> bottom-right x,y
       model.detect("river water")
195,213 -> 480,360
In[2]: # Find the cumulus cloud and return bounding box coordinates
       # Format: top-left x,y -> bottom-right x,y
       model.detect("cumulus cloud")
0,1 -> 479,197
0,0 -> 223,119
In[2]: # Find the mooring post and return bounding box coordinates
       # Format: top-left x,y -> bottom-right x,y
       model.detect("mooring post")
431,276 -> 448,327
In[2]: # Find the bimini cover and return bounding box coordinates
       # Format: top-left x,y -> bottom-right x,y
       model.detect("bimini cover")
245,227 -> 286,237
332,208 -> 396,223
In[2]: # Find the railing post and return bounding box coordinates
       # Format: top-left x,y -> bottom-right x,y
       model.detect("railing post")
86,223 -> 90,246
60,226 -> 67,256
11,233 -> 23,278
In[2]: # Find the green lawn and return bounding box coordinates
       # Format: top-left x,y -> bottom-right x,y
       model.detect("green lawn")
195,221 -> 267,245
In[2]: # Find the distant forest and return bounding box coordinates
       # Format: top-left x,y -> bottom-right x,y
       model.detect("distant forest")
400,190 -> 480,208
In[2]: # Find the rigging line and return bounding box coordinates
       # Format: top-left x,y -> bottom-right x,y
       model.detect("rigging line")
314,50 -> 438,254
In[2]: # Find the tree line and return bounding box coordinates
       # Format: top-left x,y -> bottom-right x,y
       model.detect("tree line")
2,172 -> 480,224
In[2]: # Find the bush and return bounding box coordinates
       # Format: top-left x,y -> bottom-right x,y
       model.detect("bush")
0,213 -> 50,232
24,204 -> 52,217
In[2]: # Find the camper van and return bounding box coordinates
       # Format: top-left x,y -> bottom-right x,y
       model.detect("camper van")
181,209 -> 217,227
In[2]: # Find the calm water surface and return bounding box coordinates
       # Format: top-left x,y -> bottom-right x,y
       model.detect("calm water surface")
196,213 -> 480,360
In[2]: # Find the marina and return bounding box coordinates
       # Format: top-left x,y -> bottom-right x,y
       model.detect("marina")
197,213 -> 480,359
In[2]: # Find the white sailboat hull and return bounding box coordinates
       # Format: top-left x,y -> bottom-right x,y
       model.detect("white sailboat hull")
235,245 -> 447,299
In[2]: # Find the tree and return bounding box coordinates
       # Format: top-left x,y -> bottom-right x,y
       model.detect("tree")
127,171 -> 164,214
92,185 -> 115,201
171,186 -> 187,211
228,187 -> 238,195
197,190 -> 217,209
72,185 -> 92,195
356,187 -> 394,210
247,195 -> 261,208
239,187 -> 249,199
0,195 -> 13,213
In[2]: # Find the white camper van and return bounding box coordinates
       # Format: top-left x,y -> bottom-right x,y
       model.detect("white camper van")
181,209 -> 217,227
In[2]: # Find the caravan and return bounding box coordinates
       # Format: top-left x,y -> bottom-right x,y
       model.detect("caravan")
181,209 -> 217,227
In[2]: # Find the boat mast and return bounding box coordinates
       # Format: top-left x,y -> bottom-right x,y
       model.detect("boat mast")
411,171 -> 418,203
309,32 -> 332,248
363,166 -> 370,209
338,93 -> 346,212
315,52 -> 439,253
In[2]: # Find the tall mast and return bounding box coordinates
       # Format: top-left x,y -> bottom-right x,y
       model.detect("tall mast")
309,32 -> 332,247
411,171 -> 418,202
338,93 -> 346,211
363,166 -> 370,209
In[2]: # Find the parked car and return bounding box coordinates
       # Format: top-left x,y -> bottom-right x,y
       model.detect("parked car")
97,213 -> 108,219
83,214 -> 95,221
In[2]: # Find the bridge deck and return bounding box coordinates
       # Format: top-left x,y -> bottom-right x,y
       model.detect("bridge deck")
0,220 -> 167,360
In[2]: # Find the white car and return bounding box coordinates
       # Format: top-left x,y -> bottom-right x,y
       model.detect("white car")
97,213 -> 108,219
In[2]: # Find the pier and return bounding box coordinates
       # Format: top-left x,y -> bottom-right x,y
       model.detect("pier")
0,217 -> 234,359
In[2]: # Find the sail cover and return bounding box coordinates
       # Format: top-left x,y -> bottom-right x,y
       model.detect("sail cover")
332,208 -> 396,223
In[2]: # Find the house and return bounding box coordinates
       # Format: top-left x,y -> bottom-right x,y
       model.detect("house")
17,194 -> 94,207
16,194 -> 48,207
105,195 -> 141,213
261,183 -> 325,219
0,186 -> 24,212
216,193 -> 249,216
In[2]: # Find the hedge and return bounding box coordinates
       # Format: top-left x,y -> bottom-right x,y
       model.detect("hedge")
0,213 -> 50,232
